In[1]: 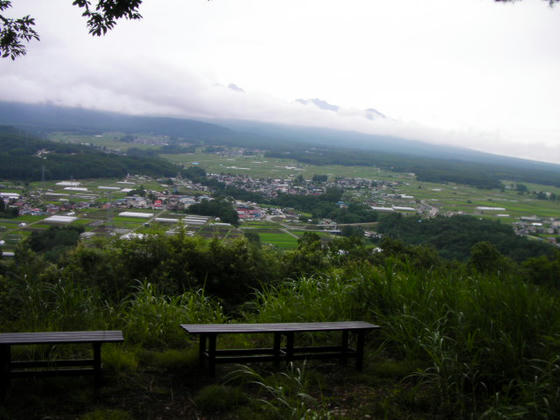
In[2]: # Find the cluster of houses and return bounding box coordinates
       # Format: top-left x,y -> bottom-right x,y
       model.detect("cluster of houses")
3,171 -> 560,249
210,173 -> 404,200
513,217 -> 560,244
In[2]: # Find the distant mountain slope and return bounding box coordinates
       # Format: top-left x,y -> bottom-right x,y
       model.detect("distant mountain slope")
0,126 -> 177,181
2,101 -> 560,188
215,119 -> 560,188
0,102 -> 232,140
214,119 -> 479,159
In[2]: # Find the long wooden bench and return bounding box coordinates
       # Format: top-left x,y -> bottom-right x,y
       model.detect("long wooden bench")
0,330 -> 124,391
181,321 -> 380,376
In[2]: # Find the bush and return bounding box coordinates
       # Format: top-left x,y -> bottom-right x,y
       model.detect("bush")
119,281 -> 226,348
194,384 -> 248,413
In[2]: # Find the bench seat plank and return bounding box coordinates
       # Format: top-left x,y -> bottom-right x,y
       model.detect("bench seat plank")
0,330 -> 124,345
1,330 -> 124,393
181,321 -> 379,334
181,321 -> 379,376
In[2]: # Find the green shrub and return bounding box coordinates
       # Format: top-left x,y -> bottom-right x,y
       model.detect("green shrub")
226,363 -> 329,420
119,281 -> 226,348
194,384 -> 248,413
102,346 -> 138,373
136,348 -> 198,370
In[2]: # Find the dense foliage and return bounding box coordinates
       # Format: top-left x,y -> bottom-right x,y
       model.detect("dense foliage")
28,225 -> 84,261
1,232 -> 560,418
0,198 -> 17,218
0,126 -> 178,180
377,213 -> 555,261
266,149 -> 505,189
187,199 -> 240,226
270,189 -> 379,223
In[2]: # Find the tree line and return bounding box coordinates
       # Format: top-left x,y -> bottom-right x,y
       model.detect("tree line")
0,126 -> 178,180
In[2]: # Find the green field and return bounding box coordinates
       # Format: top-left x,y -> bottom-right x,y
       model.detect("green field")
162,151 -> 403,180
161,149 -> 560,224
258,231 -> 299,249
48,132 -> 163,152
241,221 -> 281,229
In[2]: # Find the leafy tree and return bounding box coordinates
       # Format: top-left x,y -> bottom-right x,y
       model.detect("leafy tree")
522,253 -> 560,288
27,225 -> 84,261
126,185 -> 146,197
0,198 -> 17,217
0,0 -> 38,59
312,174 -> 328,183
1,0 -> 142,59
378,213 -> 554,262
293,174 -> 305,185
340,225 -> 364,238
187,198 -> 239,226
2,0 -> 557,60
468,241 -> 511,274
282,232 -> 329,278
0,126 -> 178,180
243,231 -> 261,248
496,0 -> 559,4
516,183 -> 528,193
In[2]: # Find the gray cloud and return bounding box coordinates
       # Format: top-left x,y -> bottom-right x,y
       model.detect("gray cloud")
296,98 -> 339,112
228,83 -> 245,93
365,108 -> 386,120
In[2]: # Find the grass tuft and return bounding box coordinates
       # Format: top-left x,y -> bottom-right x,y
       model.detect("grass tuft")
193,384 -> 248,413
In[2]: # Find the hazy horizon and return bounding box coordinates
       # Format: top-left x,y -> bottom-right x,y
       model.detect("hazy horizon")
1,0 -> 559,163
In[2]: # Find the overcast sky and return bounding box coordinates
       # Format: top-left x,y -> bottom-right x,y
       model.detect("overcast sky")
1,0 -> 560,163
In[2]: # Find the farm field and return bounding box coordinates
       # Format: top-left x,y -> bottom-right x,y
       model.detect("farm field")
2,144 -> 560,252
161,151 -> 403,180
48,132 -> 162,152
165,149 -> 560,224
257,231 -> 299,249
32,134 -> 560,226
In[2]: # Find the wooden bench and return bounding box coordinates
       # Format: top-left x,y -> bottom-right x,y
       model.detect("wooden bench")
0,330 -> 124,391
181,321 -> 380,376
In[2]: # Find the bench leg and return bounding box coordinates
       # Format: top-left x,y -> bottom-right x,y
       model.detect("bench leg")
93,343 -> 102,389
340,330 -> 349,366
273,332 -> 281,368
285,332 -> 294,363
356,331 -> 365,371
198,334 -> 207,367
0,344 -> 10,398
207,334 -> 217,377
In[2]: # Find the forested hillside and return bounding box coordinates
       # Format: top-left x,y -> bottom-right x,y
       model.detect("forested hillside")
4,102 -> 560,189
0,126 -> 178,180
377,213 -> 555,261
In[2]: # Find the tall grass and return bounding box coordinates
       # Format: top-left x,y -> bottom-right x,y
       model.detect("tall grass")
3,237 -> 560,417
117,281 -> 226,348
227,362 -> 330,419
248,261 -> 560,417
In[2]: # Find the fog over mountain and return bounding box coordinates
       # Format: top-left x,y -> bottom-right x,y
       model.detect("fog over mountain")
296,98 -> 340,112
0,1 -> 559,163
3,100 -> 560,176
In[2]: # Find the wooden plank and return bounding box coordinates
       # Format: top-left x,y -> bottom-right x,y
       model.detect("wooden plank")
11,359 -> 95,369
291,345 -> 352,353
288,352 -> 350,361
214,355 -> 280,364
181,321 -> 379,334
0,330 -> 124,345
214,348 -> 277,356
9,368 -> 96,378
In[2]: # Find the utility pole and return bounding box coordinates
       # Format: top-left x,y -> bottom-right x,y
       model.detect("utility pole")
106,192 -> 113,232
41,165 -> 46,192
